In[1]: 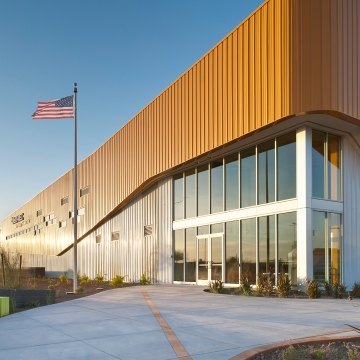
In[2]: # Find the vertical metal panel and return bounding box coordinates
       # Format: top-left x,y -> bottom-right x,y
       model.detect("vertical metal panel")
1,0 -> 359,266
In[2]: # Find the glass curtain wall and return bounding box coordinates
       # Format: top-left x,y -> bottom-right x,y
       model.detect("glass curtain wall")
185,170 -> 196,218
173,174 -> 184,220
277,212 -> 297,285
312,211 -> 342,283
258,215 -> 275,277
277,133 -> 296,200
185,227 -> 196,282
241,147 -> 256,207
225,221 -> 239,283
225,155 -> 239,210
197,165 -> 209,216
258,141 -> 275,204
240,218 -> 256,284
211,160 -> 224,213
312,131 -> 341,200
174,230 -> 184,281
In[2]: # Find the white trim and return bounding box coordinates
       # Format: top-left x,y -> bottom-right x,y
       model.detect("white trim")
311,199 -> 343,213
173,199 -> 297,230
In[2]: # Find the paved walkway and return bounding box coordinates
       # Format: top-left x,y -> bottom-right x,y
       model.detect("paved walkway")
0,285 -> 359,359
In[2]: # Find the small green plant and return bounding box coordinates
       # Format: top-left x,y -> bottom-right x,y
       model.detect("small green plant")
209,279 -> 223,294
78,274 -> 91,285
256,273 -> 273,296
332,282 -> 346,299
306,279 -> 321,299
280,345 -> 297,360
46,292 -> 54,305
139,273 -> 151,285
58,273 -> 68,283
95,273 -> 104,283
239,272 -> 252,296
351,282 -> 360,298
75,286 -> 84,293
277,273 -> 291,298
110,274 -> 125,287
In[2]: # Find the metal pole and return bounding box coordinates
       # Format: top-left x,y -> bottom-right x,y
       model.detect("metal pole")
73,82 -> 78,292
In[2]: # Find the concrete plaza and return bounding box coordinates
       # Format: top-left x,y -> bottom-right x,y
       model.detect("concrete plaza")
0,285 -> 359,359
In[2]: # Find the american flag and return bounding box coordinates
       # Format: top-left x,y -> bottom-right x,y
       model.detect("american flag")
32,95 -> 74,119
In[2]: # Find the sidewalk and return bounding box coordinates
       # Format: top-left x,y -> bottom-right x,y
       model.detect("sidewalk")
0,285 -> 359,359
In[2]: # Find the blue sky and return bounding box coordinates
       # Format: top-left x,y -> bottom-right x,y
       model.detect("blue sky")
0,0 -> 263,219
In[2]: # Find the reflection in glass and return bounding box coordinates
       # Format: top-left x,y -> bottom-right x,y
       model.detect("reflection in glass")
328,135 -> 341,201
174,230 -> 184,281
313,211 -> 326,282
258,215 -> 275,277
185,228 -> 196,282
278,212 -> 297,285
258,141 -> 275,204
174,174 -> 184,220
225,155 -> 239,210
241,147 -> 256,207
241,218 -> 256,284
197,237 -> 208,280
197,165 -> 209,216
226,221 -> 239,283
211,160 -> 224,213
197,225 -> 209,236
185,170 -> 196,218
312,131 -> 326,198
211,236 -> 222,280
277,133 -> 296,200
211,223 -> 223,234
329,213 -> 341,284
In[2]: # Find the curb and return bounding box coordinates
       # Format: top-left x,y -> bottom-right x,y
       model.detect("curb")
230,331 -> 360,360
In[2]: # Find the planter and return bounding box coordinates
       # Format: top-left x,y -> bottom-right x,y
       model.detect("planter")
0,289 -> 55,312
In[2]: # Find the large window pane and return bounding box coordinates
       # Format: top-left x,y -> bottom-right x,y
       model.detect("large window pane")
211,223 -> 223,234
225,154 -> 239,210
241,147 -> 256,207
277,133 -> 296,200
241,218 -> 256,284
174,174 -> 184,220
211,160 -> 224,213
329,213 -> 341,284
185,170 -> 196,218
278,212 -> 297,285
197,225 -> 209,236
258,215 -> 275,276
226,221 -> 239,283
185,228 -> 196,282
258,141 -> 275,204
174,230 -> 184,281
197,165 -> 209,216
313,211 -> 326,282
312,131 -> 326,198
328,135 -> 341,201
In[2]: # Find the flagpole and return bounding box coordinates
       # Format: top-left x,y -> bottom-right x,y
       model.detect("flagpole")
73,82 -> 78,292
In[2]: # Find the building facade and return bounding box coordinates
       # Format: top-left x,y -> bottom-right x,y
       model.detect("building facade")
1,0 -> 360,288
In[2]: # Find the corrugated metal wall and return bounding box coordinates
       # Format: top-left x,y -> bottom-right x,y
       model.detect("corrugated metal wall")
1,0 -> 359,261
343,135 -> 360,286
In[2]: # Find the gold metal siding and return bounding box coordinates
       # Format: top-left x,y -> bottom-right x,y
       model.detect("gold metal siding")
1,0 -> 359,256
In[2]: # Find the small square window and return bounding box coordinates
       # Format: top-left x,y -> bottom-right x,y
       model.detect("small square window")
111,231 -> 120,241
95,235 -> 102,244
80,186 -> 90,197
36,209 -> 42,217
144,225 -> 153,236
61,196 -> 69,206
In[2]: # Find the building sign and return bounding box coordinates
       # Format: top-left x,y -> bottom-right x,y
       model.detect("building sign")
11,213 -> 24,224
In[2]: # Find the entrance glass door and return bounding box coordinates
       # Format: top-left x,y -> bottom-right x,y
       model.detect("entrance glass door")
196,234 -> 224,285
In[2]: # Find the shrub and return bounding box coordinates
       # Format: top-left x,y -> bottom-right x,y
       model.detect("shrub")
277,273 -> 291,298
257,273 -> 273,296
306,279 -> 321,299
209,279 -> 223,294
75,286 -> 84,293
239,272 -> 252,296
0,247 -> 22,288
139,273 -> 151,285
110,275 -> 124,287
95,274 -> 104,283
332,282 -> 346,299
78,274 -> 90,285
323,281 -> 332,297
58,273 -> 68,283
351,282 -> 360,298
